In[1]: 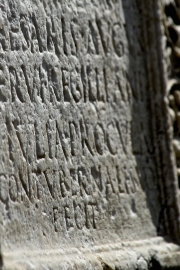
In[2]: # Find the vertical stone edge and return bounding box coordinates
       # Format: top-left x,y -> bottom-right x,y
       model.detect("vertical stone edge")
142,0 -> 180,242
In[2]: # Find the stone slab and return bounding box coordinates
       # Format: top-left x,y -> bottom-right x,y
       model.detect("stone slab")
0,0 -> 179,269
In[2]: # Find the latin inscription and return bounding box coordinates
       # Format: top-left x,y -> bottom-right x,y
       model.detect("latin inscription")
0,0 -> 156,240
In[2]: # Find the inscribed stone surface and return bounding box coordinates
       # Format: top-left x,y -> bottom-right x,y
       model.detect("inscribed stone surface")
0,0 -> 167,265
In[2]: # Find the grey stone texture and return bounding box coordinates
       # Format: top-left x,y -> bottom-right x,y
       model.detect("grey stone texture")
0,0 -> 180,269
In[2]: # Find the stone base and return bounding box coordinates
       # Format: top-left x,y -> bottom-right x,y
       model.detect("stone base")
3,237 -> 180,270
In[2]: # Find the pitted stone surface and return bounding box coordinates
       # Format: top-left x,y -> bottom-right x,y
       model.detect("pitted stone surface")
0,0 -> 163,261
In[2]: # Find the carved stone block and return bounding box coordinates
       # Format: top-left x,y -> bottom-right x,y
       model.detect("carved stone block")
0,0 -> 180,269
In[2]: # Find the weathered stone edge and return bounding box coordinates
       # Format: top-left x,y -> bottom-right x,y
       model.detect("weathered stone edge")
1,237 -> 180,270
